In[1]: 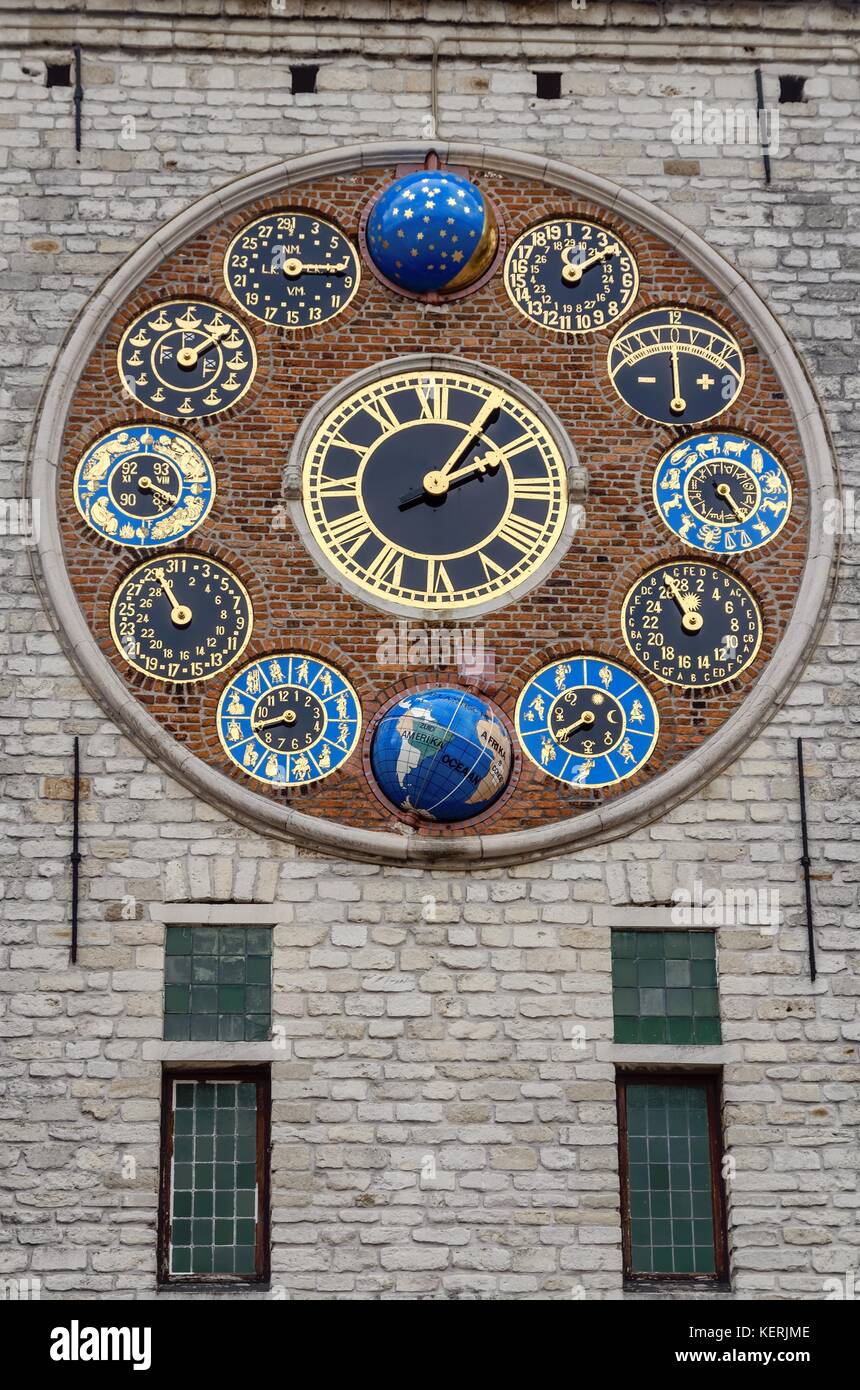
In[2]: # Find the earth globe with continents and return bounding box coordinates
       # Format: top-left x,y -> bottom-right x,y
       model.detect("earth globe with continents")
365,167 -> 499,295
370,688 -> 513,823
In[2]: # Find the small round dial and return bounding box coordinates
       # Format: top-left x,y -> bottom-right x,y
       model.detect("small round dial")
516,655 -> 658,787
110,552 -> 253,683
622,560 -> 762,688
302,365 -> 569,615
217,654 -> 361,786
223,211 -> 360,330
117,299 -> 257,419
73,425 -> 216,547
653,432 -> 792,554
504,217 -> 638,335
608,306 -> 745,425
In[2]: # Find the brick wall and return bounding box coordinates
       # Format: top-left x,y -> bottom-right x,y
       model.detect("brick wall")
1,1 -> 858,1299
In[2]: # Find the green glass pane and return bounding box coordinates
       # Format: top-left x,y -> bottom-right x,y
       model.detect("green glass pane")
237,1083 -> 256,1110
190,985 -> 217,1015
639,934 -> 664,958
218,985 -> 246,1015
667,1016 -> 694,1045
174,1136 -> 193,1164
614,1016 -> 639,1044
631,1244 -> 653,1272
173,1191 -> 192,1219
214,1220 -> 234,1246
245,985 -> 270,1014
694,1245 -> 716,1273
638,959 -> 664,988
192,1190 -> 213,1218
236,1190 -> 256,1219
171,1219 -> 191,1246
666,988 -> 692,1017
691,933 -> 715,958
246,929 -> 271,956
171,1247 -> 191,1274
216,1083 -> 237,1108
652,1246 -> 674,1273
194,1164 -> 214,1189
236,1163 -> 256,1190
674,1246 -> 694,1273
219,955 -> 246,984
694,989 -> 719,1016
694,1017 -> 722,1045
246,955 -> 271,985
163,1015 -> 189,1041
196,1083 -> 215,1109
665,958 -> 691,988
165,955 -> 191,984
215,1190 -> 235,1217
614,988 -> 638,1014
691,957 -> 716,986
218,1014 -> 246,1042
613,932 -> 636,958
246,1014 -> 270,1042
173,1163 -> 193,1190
166,927 -> 192,956
192,928 -> 218,955
664,932 -> 691,958
164,985 -> 190,1015
188,1014 -> 218,1042
213,1247 -> 235,1273
639,1016 -> 667,1044
191,955 -> 218,984
191,1247 -> 213,1275
235,1246 -> 256,1275
220,928 -> 246,956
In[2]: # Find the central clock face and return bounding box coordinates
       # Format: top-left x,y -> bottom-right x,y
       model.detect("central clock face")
301,366 -> 569,613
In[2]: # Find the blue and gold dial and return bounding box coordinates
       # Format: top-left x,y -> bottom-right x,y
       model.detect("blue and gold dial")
608,306 -> 744,425
653,431 -> 792,554
223,211 -> 360,330
515,655 -> 659,788
117,299 -> 257,419
504,217 -> 638,335
73,424 -> 216,547
217,653 -> 361,787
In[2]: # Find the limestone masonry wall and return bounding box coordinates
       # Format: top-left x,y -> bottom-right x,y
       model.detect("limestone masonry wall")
1,1 -> 858,1299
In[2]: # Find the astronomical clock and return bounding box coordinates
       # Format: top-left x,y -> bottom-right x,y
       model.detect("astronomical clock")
35,143 -> 831,864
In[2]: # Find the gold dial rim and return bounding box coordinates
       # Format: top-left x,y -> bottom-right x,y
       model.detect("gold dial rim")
222,210 -> 361,331
504,216 -> 640,336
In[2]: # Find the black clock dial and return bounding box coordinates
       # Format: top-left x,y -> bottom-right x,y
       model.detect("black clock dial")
504,217 -> 639,334
549,685 -> 627,758
106,453 -> 184,519
608,306 -> 745,425
224,211 -> 360,330
110,552 -> 253,683
303,367 -> 569,613
117,300 -> 257,419
622,560 -> 762,688
251,686 -> 325,753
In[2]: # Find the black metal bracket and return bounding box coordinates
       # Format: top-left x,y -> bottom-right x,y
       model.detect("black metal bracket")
70,735 -> 81,964
73,45 -> 83,157
754,67 -> 772,185
796,736 -> 816,983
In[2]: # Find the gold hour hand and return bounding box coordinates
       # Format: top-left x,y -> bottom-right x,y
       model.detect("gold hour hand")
555,709 -> 596,743
138,476 -> 179,504
176,322 -> 230,369
669,347 -> 686,415
561,241 -> 620,285
716,481 -> 748,522
421,390 -> 504,497
253,710 -> 297,731
153,568 -> 192,628
664,573 -> 703,633
282,257 -> 350,278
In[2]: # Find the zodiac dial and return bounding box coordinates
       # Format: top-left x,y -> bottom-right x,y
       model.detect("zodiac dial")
622,560 -> 762,688
301,366 -> 569,614
653,431 -> 792,554
607,306 -> 745,425
217,654 -> 361,787
515,655 -> 659,788
73,425 -> 216,547
109,552 -> 253,683
504,217 -> 639,334
223,211 -> 360,330
116,299 -> 257,419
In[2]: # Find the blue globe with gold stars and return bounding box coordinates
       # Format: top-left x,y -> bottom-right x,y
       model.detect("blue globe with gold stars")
366,169 -> 499,296
370,688 -> 512,823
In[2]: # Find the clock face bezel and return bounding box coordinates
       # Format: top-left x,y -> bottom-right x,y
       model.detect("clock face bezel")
503,215 -> 640,336
116,297 -> 258,420
652,431 -> 793,555
292,354 -> 578,619
621,559 -> 764,689
515,654 -> 660,787
217,652 -> 362,787
222,209 -> 361,331
109,550 -> 254,684
607,305 -> 746,426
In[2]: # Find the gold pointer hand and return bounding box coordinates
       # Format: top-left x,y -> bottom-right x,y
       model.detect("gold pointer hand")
669,347 -> 686,415
399,448 -> 504,507
253,710 -> 298,731
561,241 -> 620,285
152,568 -> 192,627
418,391 -> 504,498
176,322 -> 230,369
664,572 -> 703,633
282,257 -> 350,278
716,481 -> 748,522
555,709 -> 596,742
138,476 -> 179,504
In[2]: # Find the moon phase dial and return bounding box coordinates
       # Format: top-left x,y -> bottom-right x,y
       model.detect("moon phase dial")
504,217 -> 639,335
653,432 -> 792,554
116,299 -> 257,419
109,552 -> 253,683
608,306 -> 745,425
217,654 -> 361,787
622,560 -> 762,688
515,655 -> 659,788
223,211 -> 360,330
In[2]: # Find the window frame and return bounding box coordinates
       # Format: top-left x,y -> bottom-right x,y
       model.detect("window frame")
616,1070 -> 730,1288
157,1064 -> 271,1289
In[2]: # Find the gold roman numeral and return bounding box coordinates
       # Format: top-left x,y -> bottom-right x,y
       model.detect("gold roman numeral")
327,510 -> 372,554
425,559 -> 453,596
317,475 -> 358,499
416,380 -> 449,421
365,543 -> 404,587
361,394 -> 400,434
496,512 -> 545,554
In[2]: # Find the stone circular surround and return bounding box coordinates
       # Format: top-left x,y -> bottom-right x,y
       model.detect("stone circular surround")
28,140 -> 839,867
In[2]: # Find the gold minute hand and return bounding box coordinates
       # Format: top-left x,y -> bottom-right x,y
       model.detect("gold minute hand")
561,242 -> 620,285
664,573 -> 703,633
716,481 -> 748,522
420,390 -> 505,498
153,568 -> 192,628
555,709 -> 596,742
253,711 -> 297,731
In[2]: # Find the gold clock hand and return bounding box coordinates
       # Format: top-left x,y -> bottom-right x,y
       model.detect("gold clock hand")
716,481 -> 748,522
138,476 -> 179,504
176,322 -> 230,369
555,709 -> 596,742
669,347 -> 686,415
152,568 -> 192,627
664,572 -> 703,633
561,241 -> 620,285
398,448 -> 503,507
419,390 -> 505,498
282,257 -> 350,278
253,710 -> 298,731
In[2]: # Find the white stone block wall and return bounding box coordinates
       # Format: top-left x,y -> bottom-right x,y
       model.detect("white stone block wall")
0,1 -> 857,1299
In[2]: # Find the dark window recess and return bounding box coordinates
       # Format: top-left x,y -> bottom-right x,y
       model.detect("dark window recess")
290,64 -> 319,95
535,71 -> 562,101
617,1073 -> 729,1285
779,75 -> 806,103
46,63 -> 71,88
158,1067 -> 271,1286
